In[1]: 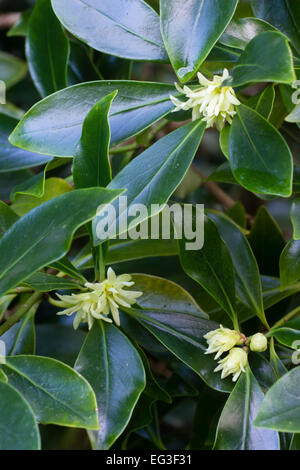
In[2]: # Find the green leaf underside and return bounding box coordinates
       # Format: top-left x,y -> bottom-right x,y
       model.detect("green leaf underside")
51,0 -> 168,63
9,81 -> 176,157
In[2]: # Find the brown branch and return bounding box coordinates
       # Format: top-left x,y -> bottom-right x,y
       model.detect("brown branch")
192,164 -> 236,210
0,13 -> 20,30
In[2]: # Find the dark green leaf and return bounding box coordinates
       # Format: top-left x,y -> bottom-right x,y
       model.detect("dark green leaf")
73,92 -> 116,189
94,120 -> 206,243
0,380 -> 40,450
1,308 -> 35,355
160,0 -> 238,82
0,113 -> 52,172
229,104 -> 293,197
51,0 -> 167,63
0,202 -> 18,239
26,0 -> 69,97
268,327 -> 300,348
207,211 -> 266,325
220,17 -> 276,50
255,85 -> 276,120
251,0 -> 300,55
0,188 -> 122,296
280,240 -> 300,288
23,272 -> 83,291
179,215 -> 237,326
214,367 -> 280,449
9,81 -> 176,157
75,322 -> 145,449
254,366 -> 300,432
3,355 -> 99,429
225,32 -> 295,87
107,238 -> 177,265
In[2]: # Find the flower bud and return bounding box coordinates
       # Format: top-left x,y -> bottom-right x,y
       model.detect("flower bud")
249,333 -> 268,352
204,325 -> 245,359
214,347 -> 248,382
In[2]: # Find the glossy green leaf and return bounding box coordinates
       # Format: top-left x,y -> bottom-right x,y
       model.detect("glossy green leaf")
225,32 -> 295,87
220,17 -> 276,50
179,215 -> 237,326
206,162 -> 236,185
50,256 -> 87,283
75,322 -> 145,449
74,92 -> 116,189
9,81 -> 176,157
7,10 -> 31,37
11,177 -> 72,216
226,202 -> 246,228
0,51 -> 27,90
160,0 -> 238,82
3,355 -> 99,429
255,85 -> 276,120
127,308 -> 233,394
26,0 -> 69,97
214,367 -> 280,450
23,272 -> 83,291
229,104 -> 293,197
268,327 -> 300,349
280,240 -> 300,289
125,274 -> 233,393
0,380 -> 40,450
251,0 -> 300,55
0,202 -> 18,239
254,367 -> 300,432
219,125 -> 230,160
0,187 -> 122,296
0,113 -> 52,172
107,238 -> 178,265
291,197 -> 300,240
51,0 -> 167,63
1,308 -> 35,355
94,120 -> 206,243
207,211 -> 266,325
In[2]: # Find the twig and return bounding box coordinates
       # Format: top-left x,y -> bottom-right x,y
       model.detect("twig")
0,13 -> 20,30
0,291 -> 42,336
192,164 -> 236,210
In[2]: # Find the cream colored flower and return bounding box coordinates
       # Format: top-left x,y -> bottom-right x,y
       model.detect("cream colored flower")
204,325 -> 245,359
249,333 -> 268,352
170,69 -> 240,131
51,268 -> 142,329
214,347 -> 248,382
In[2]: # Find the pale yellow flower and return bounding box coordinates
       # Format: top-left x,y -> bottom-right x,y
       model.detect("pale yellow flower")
214,347 -> 248,382
52,268 -> 143,329
170,69 -> 240,131
249,333 -> 268,352
204,325 -> 245,359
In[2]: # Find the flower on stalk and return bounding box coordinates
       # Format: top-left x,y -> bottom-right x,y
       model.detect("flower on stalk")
204,325 -> 245,359
214,347 -> 248,382
170,69 -> 240,131
52,268 -> 143,330
249,333 -> 268,352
